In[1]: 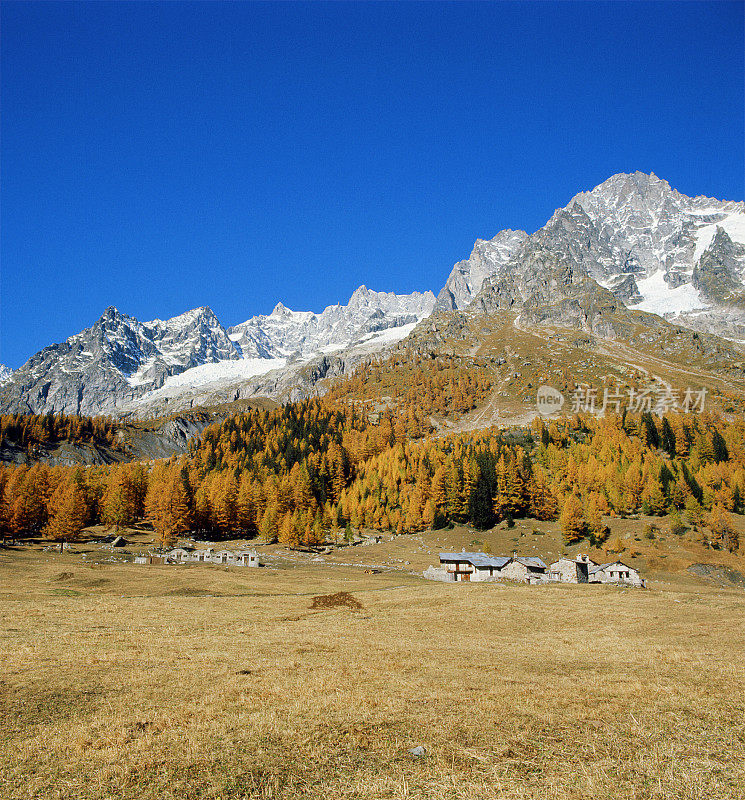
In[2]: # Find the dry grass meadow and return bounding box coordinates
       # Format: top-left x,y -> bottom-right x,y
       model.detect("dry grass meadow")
2,523 -> 745,800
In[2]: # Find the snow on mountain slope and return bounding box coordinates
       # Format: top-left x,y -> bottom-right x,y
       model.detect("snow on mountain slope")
633,272 -> 708,316
693,213 -> 745,262
126,357 -> 288,412
228,286 -> 435,359
2,172 -> 743,419
0,365 -> 12,386
449,172 -> 745,338
144,357 -> 287,393
569,172 -> 745,318
359,321 -> 420,347
0,305 -> 243,416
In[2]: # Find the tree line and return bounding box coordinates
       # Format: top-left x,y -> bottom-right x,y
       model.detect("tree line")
0,412 -> 120,451
0,399 -> 742,553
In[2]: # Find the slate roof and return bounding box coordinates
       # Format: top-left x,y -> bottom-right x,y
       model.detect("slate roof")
439,552 -> 511,569
589,560 -> 634,574
551,555 -> 596,567
513,556 -> 548,571
439,552 -> 548,570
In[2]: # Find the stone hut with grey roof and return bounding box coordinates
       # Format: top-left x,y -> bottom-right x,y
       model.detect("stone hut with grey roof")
500,556 -> 549,584
438,551 -> 511,582
589,561 -> 645,587
429,551 -> 644,587
549,554 -> 595,583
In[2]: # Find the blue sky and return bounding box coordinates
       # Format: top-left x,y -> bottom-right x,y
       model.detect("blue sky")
1,0 -> 743,368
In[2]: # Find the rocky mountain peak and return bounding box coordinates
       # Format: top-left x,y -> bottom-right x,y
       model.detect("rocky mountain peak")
711,225 -> 738,250
434,228 -> 528,312
585,170 -> 673,202
229,286 -> 435,362
692,226 -> 745,305
271,302 -> 293,317
350,284 -> 371,299
457,172 -> 745,341
94,306 -> 130,329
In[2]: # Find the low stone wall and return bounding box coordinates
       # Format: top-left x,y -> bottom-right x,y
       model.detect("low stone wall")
423,566 -> 454,582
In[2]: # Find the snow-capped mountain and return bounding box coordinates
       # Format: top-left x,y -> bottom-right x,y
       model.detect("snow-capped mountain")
229,286 -> 435,358
571,172 -> 745,286
0,365 -> 13,386
436,171 -> 745,338
0,306 -> 239,416
570,172 -> 745,332
0,288 -> 435,416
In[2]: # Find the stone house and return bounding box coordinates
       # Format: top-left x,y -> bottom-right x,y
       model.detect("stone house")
589,561 -> 645,587
134,554 -> 167,565
438,552 -> 549,583
213,549 -> 233,565
234,551 -> 259,566
431,551 -> 644,587
138,548 -> 260,567
549,554 -> 595,583
167,547 -> 195,563
189,548 -> 259,566
500,556 -> 549,584
438,551 -> 511,581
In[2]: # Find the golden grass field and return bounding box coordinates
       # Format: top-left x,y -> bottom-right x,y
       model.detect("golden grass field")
1,520 -> 744,800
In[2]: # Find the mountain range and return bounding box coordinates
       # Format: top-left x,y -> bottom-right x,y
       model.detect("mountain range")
0,287 -> 435,416
2,171 -> 744,420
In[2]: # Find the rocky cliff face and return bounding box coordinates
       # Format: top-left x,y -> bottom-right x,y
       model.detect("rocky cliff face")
443,172 -> 745,341
692,227 -> 745,305
0,306 -> 239,416
571,172 -> 745,319
463,203 -> 630,338
435,229 -> 527,312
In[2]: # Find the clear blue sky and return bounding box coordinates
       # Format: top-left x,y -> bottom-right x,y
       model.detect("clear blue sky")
1,1 -> 743,368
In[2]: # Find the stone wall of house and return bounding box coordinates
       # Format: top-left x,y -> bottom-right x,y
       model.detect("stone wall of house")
551,559 -> 580,583
501,562 -> 530,582
423,566 -> 454,582
591,566 -> 644,587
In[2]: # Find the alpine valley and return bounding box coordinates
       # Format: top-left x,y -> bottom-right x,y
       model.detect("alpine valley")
3,172 -> 745,424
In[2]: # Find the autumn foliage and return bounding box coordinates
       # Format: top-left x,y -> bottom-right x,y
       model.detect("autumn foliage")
0,412 -> 120,452
0,400 -> 743,551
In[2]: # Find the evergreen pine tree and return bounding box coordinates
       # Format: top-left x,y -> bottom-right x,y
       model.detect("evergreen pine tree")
470,473 -> 495,530
661,418 -> 676,456
711,429 -> 729,463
